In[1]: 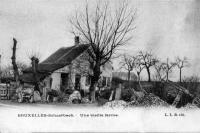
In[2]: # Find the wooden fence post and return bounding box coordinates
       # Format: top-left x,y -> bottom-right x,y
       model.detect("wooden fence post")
115,83 -> 122,100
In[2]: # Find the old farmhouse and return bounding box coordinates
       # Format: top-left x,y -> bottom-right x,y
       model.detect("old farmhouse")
22,37 -> 113,94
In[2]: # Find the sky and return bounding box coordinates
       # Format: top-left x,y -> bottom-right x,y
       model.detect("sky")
0,0 -> 200,81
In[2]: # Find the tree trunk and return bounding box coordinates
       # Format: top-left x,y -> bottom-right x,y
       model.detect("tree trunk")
11,38 -> 19,83
0,55 -> 1,83
179,68 -> 182,83
166,58 -> 169,82
128,70 -> 131,88
31,57 -> 42,96
89,79 -> 98,102
137,72 -> 147,94
166,71 -> 169,82
146,68 -> 151,82
115,83 -> 122,100
137,72 -> 140,82
89,60 -> 101,103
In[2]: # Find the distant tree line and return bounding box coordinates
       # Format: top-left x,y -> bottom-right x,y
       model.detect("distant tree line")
119,51 -> 191,84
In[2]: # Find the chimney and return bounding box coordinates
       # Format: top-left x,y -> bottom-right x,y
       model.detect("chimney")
31,56 -> 39,72
74,36 -> 79,45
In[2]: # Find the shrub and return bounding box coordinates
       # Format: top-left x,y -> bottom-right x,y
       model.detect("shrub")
121,88 -> 134,102
182,76 -> 200,97
152,82 -> 165,98
57,92 -> 69,102
60,85 -> 67,92
47,89 -> 59,97
99,89 -> 113,100
65,89 -> 74,95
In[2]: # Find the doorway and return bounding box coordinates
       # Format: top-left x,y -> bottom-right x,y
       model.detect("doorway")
61,73 -> 69,90
75,74 -> 81,90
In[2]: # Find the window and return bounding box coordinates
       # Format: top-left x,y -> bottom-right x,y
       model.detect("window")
61,73 -> 69,87
102,77 -> 107,86
0,88 -> 7,96
75,74 -> 81,90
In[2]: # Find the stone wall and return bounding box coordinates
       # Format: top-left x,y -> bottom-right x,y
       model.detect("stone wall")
47,49 -> 113,91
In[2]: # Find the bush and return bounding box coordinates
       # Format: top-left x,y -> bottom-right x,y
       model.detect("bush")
47,89 -> 59,97
182,76 -> 200,97
121,88 -> 134,102
99,89 -> 113,100
176,93 -> 193,108
72,99 -> 81,104
60,85 -> 67,92
97,98 -> 109,106
151,82 -> 165,98
11,93 -> 18,101
57,92 -> 69,102
65,89 -> 74,95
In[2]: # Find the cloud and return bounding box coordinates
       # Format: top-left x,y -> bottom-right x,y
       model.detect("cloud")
180,0 -> 200,75
0,0 -> 200,80
185,0 -> 200,35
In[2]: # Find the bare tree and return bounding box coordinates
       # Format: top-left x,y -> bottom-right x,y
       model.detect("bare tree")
1,62 -> 29,78
134,56 -> 144,82
154,62 -> 166,81
133,56 -> 147,93
11,38 -> 20,83
162,58 -> 176,81
138,51 -> 158,82
30,56 -> 43,96
175,56 -> 190,83
26,52 -> 43,95
17,61 -> 29,74
69,1 -> 136,102
119,54 -> 135,87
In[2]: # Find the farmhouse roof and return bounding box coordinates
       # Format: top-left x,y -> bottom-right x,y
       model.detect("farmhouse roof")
21,44 -> 90,83
23,44 -> 90,73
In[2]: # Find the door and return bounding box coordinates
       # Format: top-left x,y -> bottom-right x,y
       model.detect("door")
75,74 -> 81,90
61,73 -> 69,89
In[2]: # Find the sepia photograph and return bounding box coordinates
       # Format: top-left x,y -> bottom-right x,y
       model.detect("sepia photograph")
0,0 -> 200,132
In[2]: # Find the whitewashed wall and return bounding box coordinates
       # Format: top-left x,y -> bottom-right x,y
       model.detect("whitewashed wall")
101,64 -> 113,78
51,72 -> 61,90
47,49 -> 113,91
